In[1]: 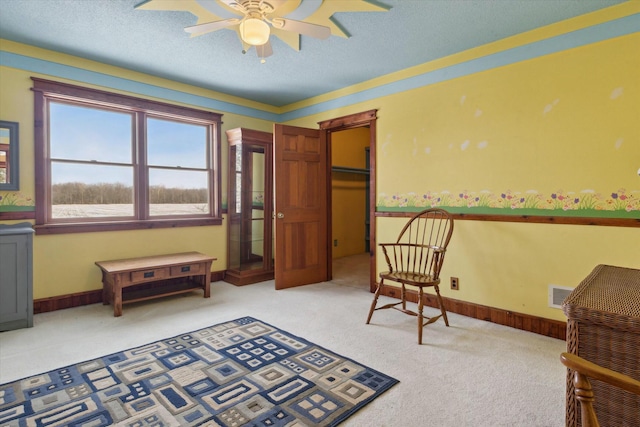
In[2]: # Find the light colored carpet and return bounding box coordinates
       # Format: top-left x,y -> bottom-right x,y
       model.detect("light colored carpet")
0,259 -> 567,426
332,252 -> 371,290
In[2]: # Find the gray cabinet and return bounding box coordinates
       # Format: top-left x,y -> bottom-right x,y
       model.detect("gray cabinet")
0,222 -> 34,331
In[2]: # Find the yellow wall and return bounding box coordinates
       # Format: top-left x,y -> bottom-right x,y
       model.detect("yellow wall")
282,32 -> 640,322
375,218 -> 638,322
331,128 -> 369,258
375,35 -> 640,215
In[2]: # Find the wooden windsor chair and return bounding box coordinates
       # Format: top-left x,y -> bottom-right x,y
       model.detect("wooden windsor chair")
366,208 -> 454,344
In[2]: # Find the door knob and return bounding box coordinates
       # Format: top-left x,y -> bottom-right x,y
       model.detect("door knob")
277,212 -> 285,218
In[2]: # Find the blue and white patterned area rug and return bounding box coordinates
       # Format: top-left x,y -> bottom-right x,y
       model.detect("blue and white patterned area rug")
0,316 -> 398,426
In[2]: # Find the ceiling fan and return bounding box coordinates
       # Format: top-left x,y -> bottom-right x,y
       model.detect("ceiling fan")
184,0 -> 331,61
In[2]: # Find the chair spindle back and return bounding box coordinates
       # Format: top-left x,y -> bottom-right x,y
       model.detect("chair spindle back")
389,209 -> 453,279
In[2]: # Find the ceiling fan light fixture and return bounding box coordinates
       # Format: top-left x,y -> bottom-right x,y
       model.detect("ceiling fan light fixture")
239,18 -> 270,46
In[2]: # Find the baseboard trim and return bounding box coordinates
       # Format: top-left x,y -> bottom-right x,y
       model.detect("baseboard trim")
34,274 -> 566,340
33,271 -> 226,314
379,284 -> 567,340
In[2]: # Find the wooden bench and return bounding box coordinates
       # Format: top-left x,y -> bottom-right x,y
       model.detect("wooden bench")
95,252 -> 216,317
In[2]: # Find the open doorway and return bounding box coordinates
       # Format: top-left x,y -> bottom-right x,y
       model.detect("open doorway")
330,128 -> 370,290
272,111 -> 377,291
319,110 -> 377,292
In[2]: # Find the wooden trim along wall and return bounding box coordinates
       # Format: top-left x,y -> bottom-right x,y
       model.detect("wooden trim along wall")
375,211 -> 639,228
379,284 -> 567,340
0,212 -> 36,220
34,289 -> 103,314
32,269 -> 565,340
33,271 -> 225,314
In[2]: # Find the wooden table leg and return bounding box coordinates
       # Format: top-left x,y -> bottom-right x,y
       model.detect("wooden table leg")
204,262 -> 212,298
113,281 -> 123,317
102,272 -> 111,305
102,282 -> 109,305
204,280 -> 211,298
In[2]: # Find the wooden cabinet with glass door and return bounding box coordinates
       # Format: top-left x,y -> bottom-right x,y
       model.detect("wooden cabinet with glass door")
224,128 -> 274,285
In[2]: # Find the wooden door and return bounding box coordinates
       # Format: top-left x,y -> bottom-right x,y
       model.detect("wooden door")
273,124 -> 329,289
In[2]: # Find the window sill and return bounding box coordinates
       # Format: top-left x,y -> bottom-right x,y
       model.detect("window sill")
34,217 -> 223,235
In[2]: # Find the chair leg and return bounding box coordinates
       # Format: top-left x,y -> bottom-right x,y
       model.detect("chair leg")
401,284 -> 407,311
366,279 -> 383,324
434,285 -> 449,326
417,287 -> 424,344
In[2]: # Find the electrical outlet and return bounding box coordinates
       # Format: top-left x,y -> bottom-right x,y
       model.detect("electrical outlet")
334,239 -> 338,247
451,277 -> 459,290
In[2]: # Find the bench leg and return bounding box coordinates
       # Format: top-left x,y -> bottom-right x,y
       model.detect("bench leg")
201,262 -> 212,298
113,286 -> 123,317
204,268 -> 211,298
102,282 -> 110,305
102,273 -> 111,305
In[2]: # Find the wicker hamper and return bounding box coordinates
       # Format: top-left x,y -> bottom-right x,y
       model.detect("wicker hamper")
562,264 -> 640,427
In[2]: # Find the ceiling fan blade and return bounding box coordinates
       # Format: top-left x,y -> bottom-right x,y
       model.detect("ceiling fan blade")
256,41 -> 273,58
184,18 -> 240,35
271,18 -> 331,39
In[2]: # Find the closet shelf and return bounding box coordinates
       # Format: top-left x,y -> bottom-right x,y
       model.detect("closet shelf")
332,166 -> 369,175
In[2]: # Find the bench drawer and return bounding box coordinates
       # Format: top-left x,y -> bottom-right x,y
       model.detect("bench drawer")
170,263 -> 203,276
131,267 -> 169,282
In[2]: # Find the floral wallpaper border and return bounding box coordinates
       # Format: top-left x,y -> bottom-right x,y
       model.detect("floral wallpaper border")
4,188 -> 640,219
0,192 -> 35,212
377,188 -> 640,219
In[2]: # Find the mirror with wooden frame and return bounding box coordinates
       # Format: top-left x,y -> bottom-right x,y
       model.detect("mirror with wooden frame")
0,121 -> 19,190
225,128 -> 274,285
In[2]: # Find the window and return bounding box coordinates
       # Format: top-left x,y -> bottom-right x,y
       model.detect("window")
33,78 -> 223,234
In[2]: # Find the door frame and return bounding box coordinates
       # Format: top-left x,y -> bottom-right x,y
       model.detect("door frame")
319,109 -> 378,292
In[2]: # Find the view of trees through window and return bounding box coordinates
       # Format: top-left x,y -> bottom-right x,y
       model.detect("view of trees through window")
48,102 -> 211,218
50,182 -> 209,218
32,77 -> 222,230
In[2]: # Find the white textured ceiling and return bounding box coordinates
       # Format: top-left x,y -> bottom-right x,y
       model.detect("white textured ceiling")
0,0 -> 627,107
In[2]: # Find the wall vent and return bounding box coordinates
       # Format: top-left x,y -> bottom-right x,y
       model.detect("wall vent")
548,285 -> 573,309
